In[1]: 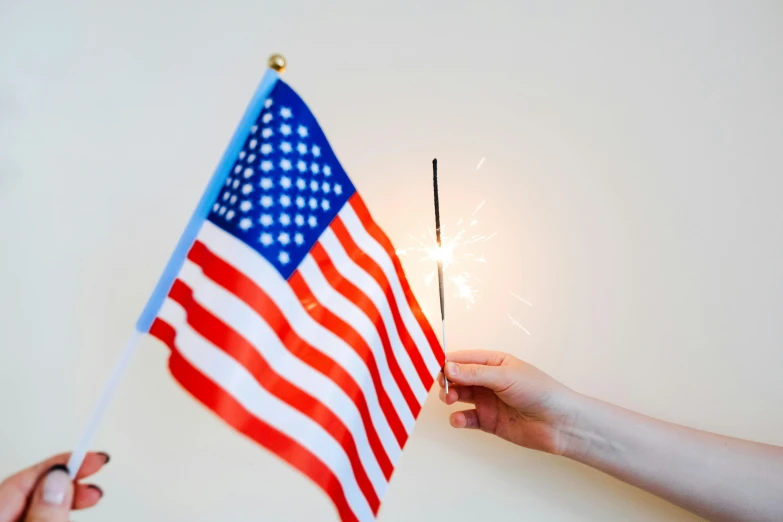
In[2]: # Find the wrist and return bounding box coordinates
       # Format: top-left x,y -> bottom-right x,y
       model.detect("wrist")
552,391 -> 603,459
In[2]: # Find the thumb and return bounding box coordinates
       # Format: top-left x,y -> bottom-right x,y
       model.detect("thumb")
23,465 -> 73,522
444,361 -> 510,391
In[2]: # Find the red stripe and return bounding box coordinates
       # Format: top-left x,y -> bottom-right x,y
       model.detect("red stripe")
187,240 -> 392,478
309,242 -> 420,418
330,216 -> 433,390
150,316 -> 177,347
166,278 -> 381,511
348,194 -> 444,367
288,269 -> 409,452
149,318 -> 358,522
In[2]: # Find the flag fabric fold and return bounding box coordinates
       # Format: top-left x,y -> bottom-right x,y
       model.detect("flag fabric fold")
145,72 -> 444,521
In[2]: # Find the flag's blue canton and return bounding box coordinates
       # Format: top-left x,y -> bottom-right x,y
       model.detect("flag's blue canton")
208,80 -> 356,279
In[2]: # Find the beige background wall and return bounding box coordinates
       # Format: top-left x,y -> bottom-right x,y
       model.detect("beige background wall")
2,1 -> 782,520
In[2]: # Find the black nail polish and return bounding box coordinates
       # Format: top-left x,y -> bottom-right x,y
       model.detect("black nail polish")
87,484 -> 104,497
97,452 -> 111,464
48,464 -> 69,475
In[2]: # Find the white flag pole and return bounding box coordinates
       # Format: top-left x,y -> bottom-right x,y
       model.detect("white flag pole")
65,56 -> 285,478
66,330 -> 143,478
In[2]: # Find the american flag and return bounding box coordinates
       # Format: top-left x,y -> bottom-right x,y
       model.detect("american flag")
144,76 -> 444,521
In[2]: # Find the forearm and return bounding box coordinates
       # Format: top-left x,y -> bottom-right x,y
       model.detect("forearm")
560,393 -> 783,522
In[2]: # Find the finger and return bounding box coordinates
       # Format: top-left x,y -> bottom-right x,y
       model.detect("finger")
12,452 -> 108,488
444,361 -> 511,391
446,350 -> 508,366
453,386 -> 475,404
0,453 -> 108,522
449,409 -> 479,429
72,484 -> 103,510
76,453 -> 110,479
438,386 -> 474,405
438,387 -> 456,404
23,464 -> 73,522
437,372 -> 445,389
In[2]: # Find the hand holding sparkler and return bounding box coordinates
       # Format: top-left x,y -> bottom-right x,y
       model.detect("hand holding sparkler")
438,350 -> 574,455
438,349 -> 783,522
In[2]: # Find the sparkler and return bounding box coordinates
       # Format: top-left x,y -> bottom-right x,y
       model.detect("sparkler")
396,158 -> 532,378
432,159 -> 448,393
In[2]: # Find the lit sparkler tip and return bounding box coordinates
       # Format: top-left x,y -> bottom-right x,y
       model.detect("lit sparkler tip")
404,197 -> 494,310
476,157 -> 485,170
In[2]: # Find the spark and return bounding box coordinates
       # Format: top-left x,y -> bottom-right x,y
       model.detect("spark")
401,200 -> 494,309
451,273 -> 480,308
510,292 -> 533,307
508,314 -> 531,335
477,157 -> 485,170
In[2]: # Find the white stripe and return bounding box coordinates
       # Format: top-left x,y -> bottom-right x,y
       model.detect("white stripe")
197,221 -> 401,455
158,298 -> 375,522
442,318 -> 448,394
339,204 -> 440,372
178,258 -> 390,496
319,228 -> 427,402
298,253 -> 415,430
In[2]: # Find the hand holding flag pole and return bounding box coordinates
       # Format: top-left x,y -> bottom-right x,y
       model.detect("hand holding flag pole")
433,159 -> 448,393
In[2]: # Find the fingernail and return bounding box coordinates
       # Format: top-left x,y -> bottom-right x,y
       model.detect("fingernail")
98,452 -> 111,464
87,484 -> 104,497
43,464 -> 71,505
446,362 -> 458,376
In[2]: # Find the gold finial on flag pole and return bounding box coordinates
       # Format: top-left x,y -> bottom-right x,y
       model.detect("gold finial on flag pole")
268,54 -> 287,73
